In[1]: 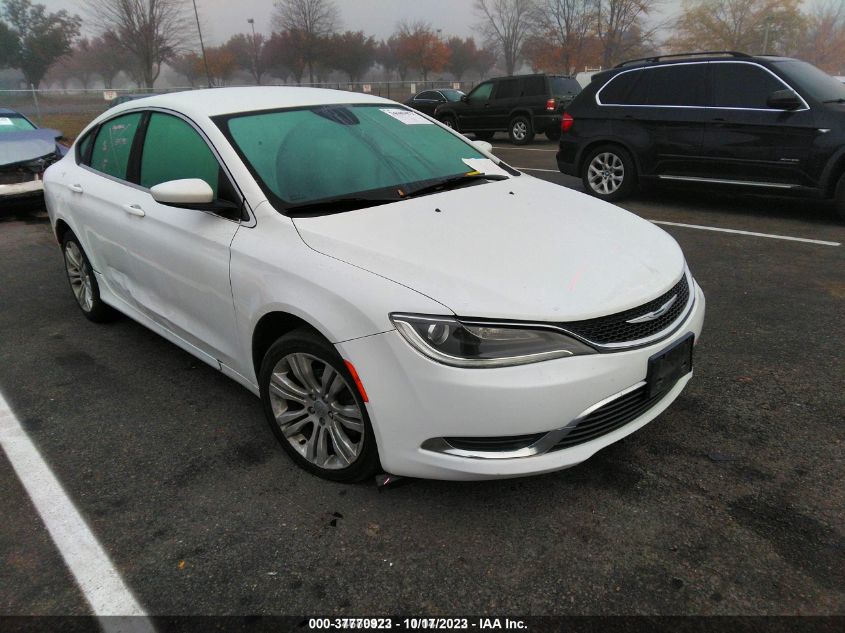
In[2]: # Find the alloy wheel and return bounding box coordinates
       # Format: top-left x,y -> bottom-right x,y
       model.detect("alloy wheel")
268,353 -> 365,470
587,152 -> 625,195
64,241 -> 94,312
512,121 -> 528,141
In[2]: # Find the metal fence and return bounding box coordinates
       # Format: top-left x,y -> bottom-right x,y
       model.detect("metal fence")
1,80 -> 477,139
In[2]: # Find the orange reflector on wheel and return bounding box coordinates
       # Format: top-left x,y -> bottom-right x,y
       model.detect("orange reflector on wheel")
344,360 -> 369,402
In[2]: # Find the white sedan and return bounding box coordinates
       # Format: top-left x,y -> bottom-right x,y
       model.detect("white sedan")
44,88 -> 705,481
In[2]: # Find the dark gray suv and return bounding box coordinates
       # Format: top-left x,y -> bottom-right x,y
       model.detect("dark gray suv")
435,74 -> 581,145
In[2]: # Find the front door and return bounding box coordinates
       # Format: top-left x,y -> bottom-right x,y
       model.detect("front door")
116,111 -> 243,367
702,61 -> 820,186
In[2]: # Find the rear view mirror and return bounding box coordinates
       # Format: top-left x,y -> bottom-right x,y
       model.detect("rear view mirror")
150,178 -> 214,205
767,89 -> 802,111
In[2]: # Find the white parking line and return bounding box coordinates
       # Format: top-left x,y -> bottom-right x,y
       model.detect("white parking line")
649,220 -> 841,247
493,146 -> 558,152
0,390 -> 155,629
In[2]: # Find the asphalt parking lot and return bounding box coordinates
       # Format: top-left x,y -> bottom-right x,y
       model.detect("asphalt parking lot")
1,136 -> 844,617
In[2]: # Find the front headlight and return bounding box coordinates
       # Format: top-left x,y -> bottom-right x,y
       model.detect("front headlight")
390,313 -> 596,368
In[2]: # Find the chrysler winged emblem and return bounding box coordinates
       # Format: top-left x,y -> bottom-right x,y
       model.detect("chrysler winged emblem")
626,294 -> 677,324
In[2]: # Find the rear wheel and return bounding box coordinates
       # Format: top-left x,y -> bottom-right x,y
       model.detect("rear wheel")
259,328 -> 380,482
509,115 -> 534,145
62,233 -> 116,322
581,144 -> 636,201
545,127 -> 561,142
834,172 -> 845,222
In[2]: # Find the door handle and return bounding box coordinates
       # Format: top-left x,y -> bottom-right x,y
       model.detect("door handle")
122,204 -> 145,217
68,184 -> 83,193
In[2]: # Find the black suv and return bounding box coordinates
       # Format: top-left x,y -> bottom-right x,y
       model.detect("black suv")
557,52 -> 845,219
435,74 -> 581,144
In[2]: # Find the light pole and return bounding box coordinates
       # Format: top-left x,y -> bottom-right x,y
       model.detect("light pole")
762,16 -> 774,55
248,18 -> 260,85
192,0 -> 213,88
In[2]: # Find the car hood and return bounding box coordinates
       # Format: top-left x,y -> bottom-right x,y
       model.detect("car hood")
0,129 -> 62,167
292,176 -> 686,322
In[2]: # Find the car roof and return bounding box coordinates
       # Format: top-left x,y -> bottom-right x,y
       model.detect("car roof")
102,87 -> 392,121
0,107 -> 23,115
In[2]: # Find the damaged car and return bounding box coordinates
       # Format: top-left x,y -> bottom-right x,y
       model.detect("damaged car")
0,108 -> 67,202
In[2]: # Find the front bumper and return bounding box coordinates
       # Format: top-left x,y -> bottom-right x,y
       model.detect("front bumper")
0,178 -> 44,198
338,281 -> 705,480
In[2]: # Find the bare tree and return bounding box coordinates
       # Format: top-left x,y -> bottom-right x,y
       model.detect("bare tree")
474,0 -> 535,75
272,0 -> 339,83
666,0 -> 805,57
594,0 -> 660,67
797,0 -> 845,73
84,0 -> 193,89
535,0 -> 594,73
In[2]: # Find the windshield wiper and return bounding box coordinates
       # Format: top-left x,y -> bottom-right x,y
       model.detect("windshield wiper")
285,194 -> 400,215
401,173 -> 509,199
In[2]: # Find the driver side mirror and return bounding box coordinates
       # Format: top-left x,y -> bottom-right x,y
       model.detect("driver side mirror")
767,89 -> 802,111
472,140 -> 493,154
460,94 -> 469,103
151,178 -> 214,205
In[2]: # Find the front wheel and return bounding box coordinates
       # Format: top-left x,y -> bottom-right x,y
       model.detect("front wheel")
834,172 -> 845,222
62,233 -> 116,322
259,328 -> 380,482
509,116 -> 534,145
581,145 -> 637,201
439,115 -> 458,131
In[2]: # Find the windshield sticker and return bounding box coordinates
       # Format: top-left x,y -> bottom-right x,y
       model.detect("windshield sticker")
0,117 -> 14,126
379,108 -> 433,125
462,158 -> 510,178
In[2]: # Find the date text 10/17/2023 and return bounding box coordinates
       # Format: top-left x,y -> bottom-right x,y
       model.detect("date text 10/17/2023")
307,618 -> 528,630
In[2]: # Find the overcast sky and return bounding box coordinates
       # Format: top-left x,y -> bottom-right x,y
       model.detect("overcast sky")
41,0 -> 687,46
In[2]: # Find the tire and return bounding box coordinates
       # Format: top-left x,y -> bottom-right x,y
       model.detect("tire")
834,172 -> 845,222
508,115 -> 534,145
61,233 -> 116,323
581,144 -> 637,201
259,328 -> 380,482
474,131 -> 495,141
545,127 -> 561,142
440,114 -> 458,131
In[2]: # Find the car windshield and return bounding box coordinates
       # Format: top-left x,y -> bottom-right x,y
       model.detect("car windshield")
773,60 -> 845,103
551,77 -> 581,96
441,89 -> 465,102
0,114 -> 36,133
221,103 -> 495,209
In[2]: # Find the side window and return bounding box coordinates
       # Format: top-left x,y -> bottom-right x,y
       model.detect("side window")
711,63 -> 788,109
647,64 -> 707,106
140,113 -> 223,199
89,112 -> 143,180
495,79 -> 520,99
469,82 -> 494,103
76,129 -> 95,164
522,76 -> 546,97
600,70 -> 648,105
416,91 -> 439,100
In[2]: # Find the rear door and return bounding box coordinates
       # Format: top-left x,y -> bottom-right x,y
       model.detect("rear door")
488,78 -> 521,129
66,111 -> 145,305
115,111 -> 243,367
410,90 -> 443,116
602,63 -> 708,177
702,61 -> 819,186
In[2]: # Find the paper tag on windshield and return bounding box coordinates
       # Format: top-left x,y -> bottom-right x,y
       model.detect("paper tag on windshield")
0,117 -> 13,126
380,108 -> 432,125
462,158 -> 510,178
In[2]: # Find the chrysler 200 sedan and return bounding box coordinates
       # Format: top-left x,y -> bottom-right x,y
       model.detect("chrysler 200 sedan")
43,88 -> 705,481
